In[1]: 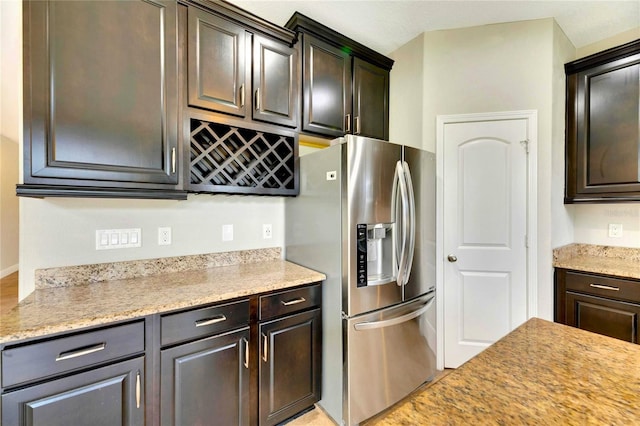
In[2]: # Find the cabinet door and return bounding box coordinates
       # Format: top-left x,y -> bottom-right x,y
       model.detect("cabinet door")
302,35 -> 352,137
259,309 -> 321,426
253,35 -> 298,127
188,7 -> 249,117
566,49 -> 640,200
24,0 -> 178,186
160,328 -> 250,426
566,292 -> 640,343
353,57 -> 390,140
2,357 -> 144,426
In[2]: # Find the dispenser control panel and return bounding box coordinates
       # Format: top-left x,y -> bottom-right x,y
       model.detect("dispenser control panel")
356,224 -> 368,287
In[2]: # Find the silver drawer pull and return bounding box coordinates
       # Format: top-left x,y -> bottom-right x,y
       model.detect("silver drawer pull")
136,371 -> 141,408
56,343 -> 106,362
281,297 -> 306,306
194,315 -> 227,327
590,283 -> 620,291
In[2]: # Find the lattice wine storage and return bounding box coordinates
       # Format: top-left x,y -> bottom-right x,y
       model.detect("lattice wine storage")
189,119 -> 298,195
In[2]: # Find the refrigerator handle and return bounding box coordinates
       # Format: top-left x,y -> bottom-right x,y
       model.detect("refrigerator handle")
353,297 -> 435,331
402,161 -> 416,286
394,161 -> 410,287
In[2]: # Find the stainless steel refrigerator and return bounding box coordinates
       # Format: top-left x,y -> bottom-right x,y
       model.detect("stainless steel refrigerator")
285,134 -> 437,425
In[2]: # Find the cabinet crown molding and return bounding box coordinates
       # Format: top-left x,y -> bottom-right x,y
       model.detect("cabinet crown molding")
565,38 -> 640,74
285,11 -> 394,71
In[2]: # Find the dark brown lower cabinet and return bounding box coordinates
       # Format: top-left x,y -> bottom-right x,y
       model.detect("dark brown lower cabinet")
555,268 -> 640,344
160,328 -> 250,426
565,292 -> 640,343
1,357 -> 145,426
259,308 -> 321,426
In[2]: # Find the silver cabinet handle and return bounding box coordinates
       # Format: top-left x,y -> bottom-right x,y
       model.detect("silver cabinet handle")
243,337 -> 249,369
447,255 -> 457,263
239,84 -> 245,108
255,88 -> 261,110
194,315 -> 227,327
354,116 -> 361,135
262,333 -> 268,362
56,343 -> 106,362
281,297 -> 306,306
171,147 -> 176,174
590,283 -> 619,291
135,370 -> 141,409
345,113 -> 351,133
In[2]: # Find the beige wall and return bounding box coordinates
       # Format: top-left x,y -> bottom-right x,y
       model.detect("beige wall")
19,196 -> 284,299
0,0 -> 20,278
416,19 -> 561,319
389,33 -> 424,149
571,27 -> 640,249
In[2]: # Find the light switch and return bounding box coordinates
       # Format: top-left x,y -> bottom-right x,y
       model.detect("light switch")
96,228 -> 142,250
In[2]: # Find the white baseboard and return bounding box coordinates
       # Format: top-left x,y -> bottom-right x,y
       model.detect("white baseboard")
1,264 -> 18,279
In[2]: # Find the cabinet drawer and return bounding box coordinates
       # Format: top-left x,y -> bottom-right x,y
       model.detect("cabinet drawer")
565,271 -> 640,303
161,299 -> 250,347
1,321 -> 144,388
259,284 -> 321,321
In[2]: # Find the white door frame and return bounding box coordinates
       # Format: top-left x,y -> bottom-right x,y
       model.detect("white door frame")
435,110 -> 538,370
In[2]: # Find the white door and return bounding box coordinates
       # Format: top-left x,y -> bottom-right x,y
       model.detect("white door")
440,113 -> 534,368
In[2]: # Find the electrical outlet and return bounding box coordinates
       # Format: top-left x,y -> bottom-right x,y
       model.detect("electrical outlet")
222,224 -> 234,241
158,227 -> 172,245
608,223 -> 623,238
263,224 -> 273,239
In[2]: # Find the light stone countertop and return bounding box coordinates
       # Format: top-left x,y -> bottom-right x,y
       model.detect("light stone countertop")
553,243 -> 640,279
368,318 -> 640,425
0,260 -> 325,344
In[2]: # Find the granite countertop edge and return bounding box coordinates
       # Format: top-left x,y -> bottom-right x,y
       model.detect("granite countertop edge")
0,260 -> 326,345
552,243 -> 640,280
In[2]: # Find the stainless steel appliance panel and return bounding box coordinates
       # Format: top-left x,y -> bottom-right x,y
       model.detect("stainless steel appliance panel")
344,294 -> 436,425
403,146 -> 437,301
345,136 -> 403,317
285,145 -> 344,420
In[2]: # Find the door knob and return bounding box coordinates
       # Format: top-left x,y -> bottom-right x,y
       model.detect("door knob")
447,255 -> 457,263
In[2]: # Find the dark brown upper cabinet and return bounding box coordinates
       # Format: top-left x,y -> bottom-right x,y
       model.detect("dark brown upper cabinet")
353,58 -> 390,139
253,35 -> 298,128
19,0 -> 185,199
301,35 -> 353,137
286,12 -> 394,141
565,39 -> 640,203
186,4 -> 298,128
188,7 -> 250,117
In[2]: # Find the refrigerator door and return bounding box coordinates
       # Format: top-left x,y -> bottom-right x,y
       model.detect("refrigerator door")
345,135 -> 403,317
403,146 -> 437,301
344,294 -> 436,425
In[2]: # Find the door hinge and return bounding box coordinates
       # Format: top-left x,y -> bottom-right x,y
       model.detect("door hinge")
520,139 -> 529,154
524,234 -> 529,248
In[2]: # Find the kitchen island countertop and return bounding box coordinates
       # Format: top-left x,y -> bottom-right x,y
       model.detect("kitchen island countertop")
0,260 -> 325,344
368,318 -> 640,425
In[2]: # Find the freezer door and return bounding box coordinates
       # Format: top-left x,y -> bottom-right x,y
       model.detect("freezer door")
403,146 -> 437,301
344,294 -> 436,426
345,135 -> 403,316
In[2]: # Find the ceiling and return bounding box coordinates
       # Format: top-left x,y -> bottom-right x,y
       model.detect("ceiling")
228,0 -> 640,55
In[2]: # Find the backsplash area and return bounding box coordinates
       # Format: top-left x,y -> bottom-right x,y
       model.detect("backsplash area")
573,204 -> 640,248
35,248 -> 281,289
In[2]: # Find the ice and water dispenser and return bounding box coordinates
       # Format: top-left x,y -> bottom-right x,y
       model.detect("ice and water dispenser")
356,223 -> 396,287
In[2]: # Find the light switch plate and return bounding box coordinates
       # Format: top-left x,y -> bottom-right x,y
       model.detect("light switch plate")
96,228 -> 142,250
